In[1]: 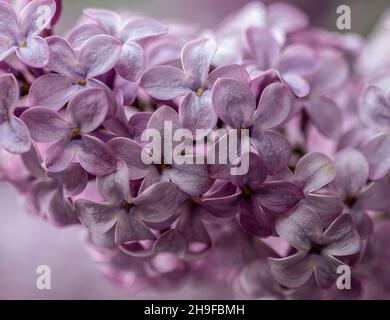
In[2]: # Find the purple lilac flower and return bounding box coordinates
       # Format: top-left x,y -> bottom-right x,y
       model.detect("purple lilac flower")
0,0 -> 56,67
28,35 -> 121,110
107,106 -> 211,196
0,73 -> 31,153
212,78 -> 291,174
269,205 -> 360,289
293,152 -> 342,226
76,161 -> 183,255
245,27 -> 317,98
154,181 -> 239,260
22,88 -> 116,175
359,85 -> 390,180
21,143 -> 85,226
79,8 -> 168,82
210,152 -> 303,237
141,38 -> 250,133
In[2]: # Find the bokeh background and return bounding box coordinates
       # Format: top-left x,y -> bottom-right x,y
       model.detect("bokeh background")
1,0 -> 390,299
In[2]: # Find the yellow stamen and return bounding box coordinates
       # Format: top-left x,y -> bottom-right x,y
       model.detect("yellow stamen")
71,127 -> 81,137
156,163 -> 169,172
122,201 -> 133,210
3,112 -> 9,122
196,88 -> 204,97
19,41 -> 27,48
76,80 -> 87,86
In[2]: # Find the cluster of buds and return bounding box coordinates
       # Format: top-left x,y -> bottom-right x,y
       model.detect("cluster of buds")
1,0 -> 390,299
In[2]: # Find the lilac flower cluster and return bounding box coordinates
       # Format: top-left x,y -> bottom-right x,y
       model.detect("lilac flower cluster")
1,0 -> 390,299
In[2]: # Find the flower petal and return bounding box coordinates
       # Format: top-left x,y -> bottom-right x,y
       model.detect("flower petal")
246,27 -> 280,70
115,212 -> 155,243
140,66 -> 188,100
97,164 -> 130,208
83,8 -> 121,36
278,44 -> 317,76
133,181 -> 184,223
0,73 -> 19,113
0,44 -> 17,63
322,214 -> 361,256
177,210 -> 212,260
0,115 -> 31,154
251,130 -> 291,175
45,137 -> 76,172
334,148 -> 369,197
361,133 -> 390,180
182,38 -> 216,84
29,74 -> 81,110
21,107 -> 69,142
154,230 -> 188,256
76,199 -> 118,234
108,137 -> 151,179
146,105 -> 180,137
253,182 -> 303,213
67,88 -> 109,133
295,152 -> 336,193
179,90 -> 217,133
239,198 -> 275,237
46,36 -> 81,78
16,36 -> 49,68
212,78 -> 255,128
207,64 -> 250,86
275,205 -> 323,251
48,189 -> 79,227
114,41 -> 145,81
20,0 -> 56,37
267,2 -> 308,33
234,151 -> 268,188
167,159 -> 211,196
21,143 -> 45,178
0,2 -> 18,40
313,255 -> 344,289
49,163 -> 88,197
359,177 -> 390,212
251,82 -> 291,130
77,135 -> 116,176
280,73 -> 310,98
79,35 -> 122,79
359,85 -> 390,131
67,23 -> 105,49
121,17 -> 168,42
268,252 -> 313,288
304,194 -> 342,227
304,95 -> 343,139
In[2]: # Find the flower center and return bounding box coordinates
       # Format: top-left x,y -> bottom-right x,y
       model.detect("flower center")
309,243 -> 324,255
122,201 -> 134,211
186,197 -> 199,209
196,88 -> 204,97
241,185 -> 252,199
156,162 -> 171,173
76,79 -> 87,86
19,41 -> 27,48
155,158 -> 171,173
71,127 -> 81,138
3,112 -> 9,122
344,194 -> 358,207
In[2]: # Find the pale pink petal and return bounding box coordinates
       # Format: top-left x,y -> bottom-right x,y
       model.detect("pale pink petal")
21,107 -> 69,142
79,35 -> 122,79
181,38 -> 216,83
16,36 -> 49,68
114,41 -> 145,81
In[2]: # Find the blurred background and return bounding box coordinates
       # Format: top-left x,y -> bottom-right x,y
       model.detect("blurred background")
1,0 -> 390,299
